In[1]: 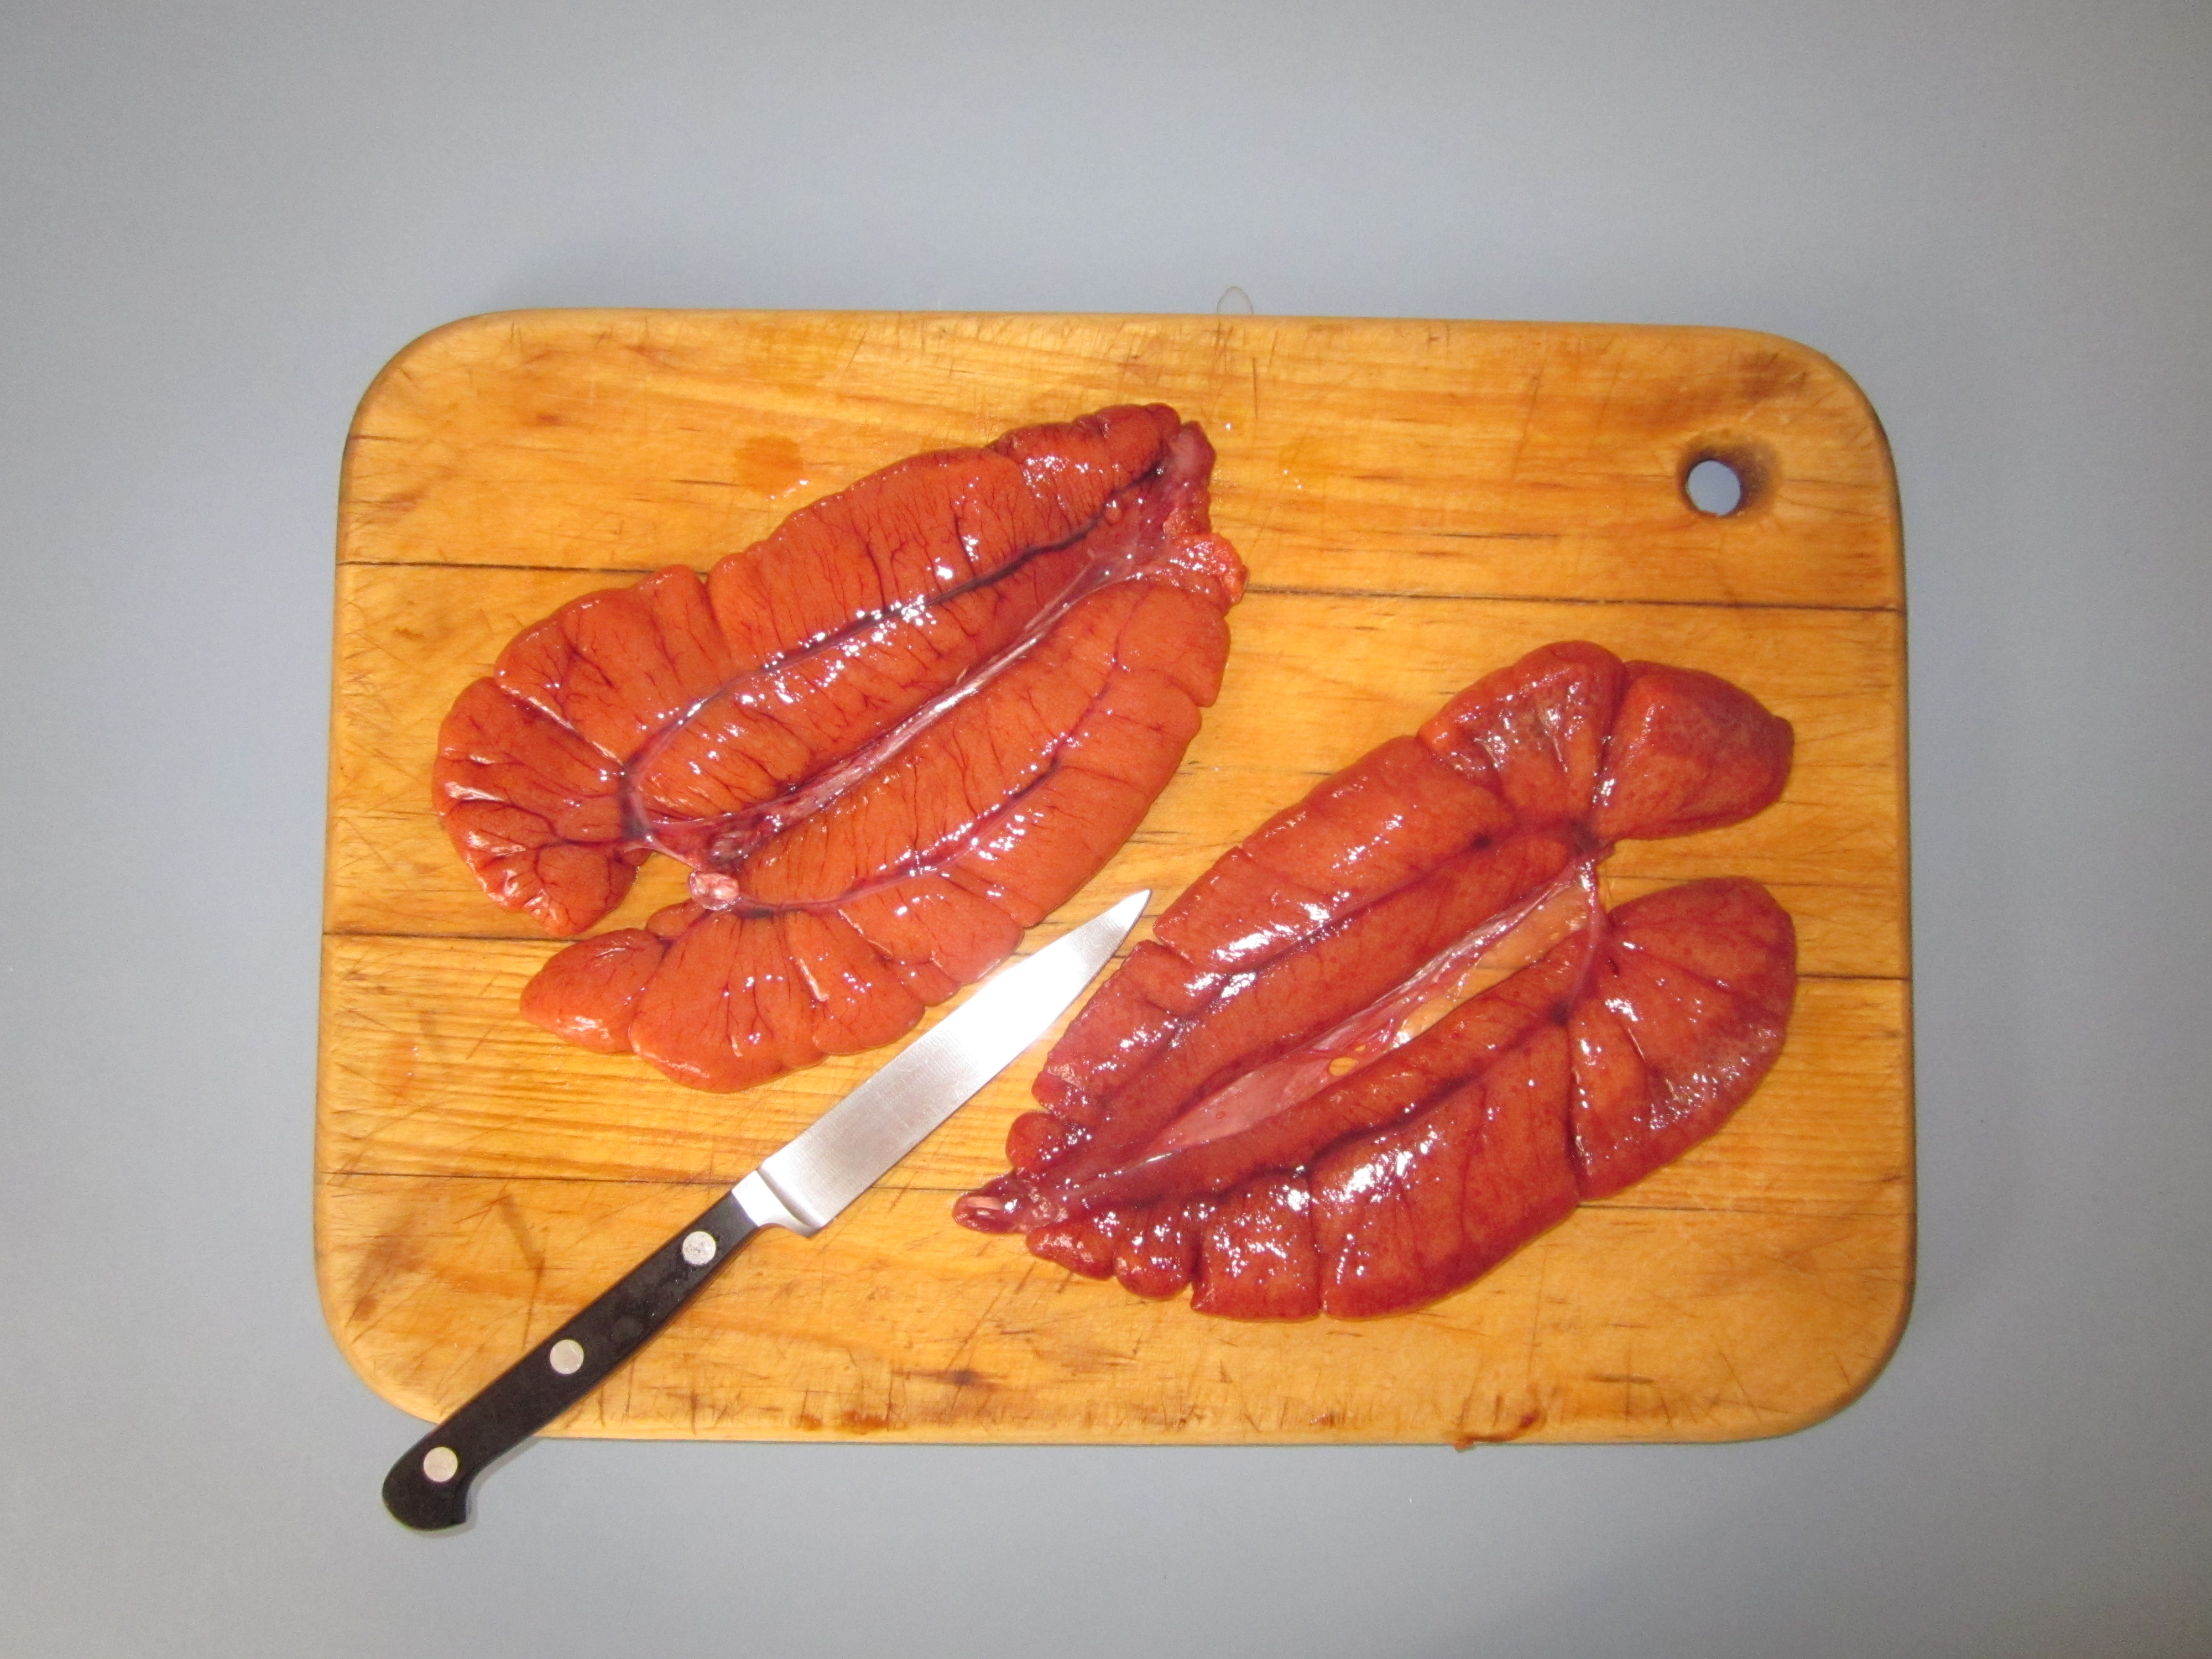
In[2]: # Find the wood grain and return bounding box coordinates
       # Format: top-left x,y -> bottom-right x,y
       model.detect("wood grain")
319,309 -> 1911,1444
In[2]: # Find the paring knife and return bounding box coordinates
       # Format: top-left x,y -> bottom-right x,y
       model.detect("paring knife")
382,890 -> 1148,1531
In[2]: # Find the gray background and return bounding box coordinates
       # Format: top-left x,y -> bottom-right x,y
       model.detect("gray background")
3,1 -> 2206,1654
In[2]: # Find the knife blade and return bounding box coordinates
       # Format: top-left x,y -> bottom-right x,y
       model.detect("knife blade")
381,889 -> 1148,1531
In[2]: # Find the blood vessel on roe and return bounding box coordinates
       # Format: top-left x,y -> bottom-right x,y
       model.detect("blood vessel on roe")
953,641 -> 1797,1321
431,405 -> 1246,1092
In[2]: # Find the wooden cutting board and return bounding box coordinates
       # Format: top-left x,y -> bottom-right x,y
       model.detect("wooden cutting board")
319,310 -> 1910,1446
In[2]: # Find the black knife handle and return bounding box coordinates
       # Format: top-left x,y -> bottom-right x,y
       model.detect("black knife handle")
382,1189 -> 758,1531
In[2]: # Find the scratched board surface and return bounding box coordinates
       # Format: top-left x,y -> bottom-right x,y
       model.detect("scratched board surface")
319,311 -> 1910,1444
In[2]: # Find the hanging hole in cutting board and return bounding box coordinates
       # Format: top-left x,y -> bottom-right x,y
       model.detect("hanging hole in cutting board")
1679,435 -> 1777,518
1685,458 -> 1744,515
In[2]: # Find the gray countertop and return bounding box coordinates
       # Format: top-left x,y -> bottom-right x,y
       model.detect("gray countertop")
4,2 -> 2208,1654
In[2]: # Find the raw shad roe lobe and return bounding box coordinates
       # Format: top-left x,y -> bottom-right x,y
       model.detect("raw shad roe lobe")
955,641 -> 1797,1320
432,405 -> 1246,1091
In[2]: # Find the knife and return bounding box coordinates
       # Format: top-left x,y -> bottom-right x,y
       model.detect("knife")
381,889 -> 1148,1531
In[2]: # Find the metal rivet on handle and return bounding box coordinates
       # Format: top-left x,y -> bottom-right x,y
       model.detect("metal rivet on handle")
549,1339 -> 585,1375
682,1230 -> 718,1266
421,1446 -> 460,1484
